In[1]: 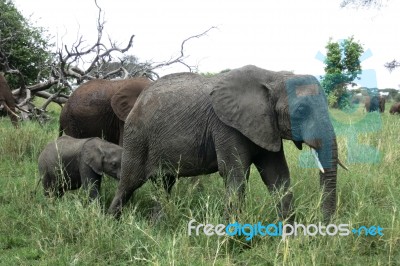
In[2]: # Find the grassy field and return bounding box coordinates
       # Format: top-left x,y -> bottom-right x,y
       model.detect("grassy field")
0,102 -> 399,265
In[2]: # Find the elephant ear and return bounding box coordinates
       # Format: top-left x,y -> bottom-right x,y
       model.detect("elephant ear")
111,79 -> 149,121
210,66 -> 281,152
81,138 -> 104,175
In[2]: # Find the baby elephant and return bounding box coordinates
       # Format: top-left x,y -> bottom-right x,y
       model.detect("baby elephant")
38,135 -> 123,199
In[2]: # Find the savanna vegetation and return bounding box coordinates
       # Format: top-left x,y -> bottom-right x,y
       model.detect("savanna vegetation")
0,100 -> 399,265
1,0 -> 399,265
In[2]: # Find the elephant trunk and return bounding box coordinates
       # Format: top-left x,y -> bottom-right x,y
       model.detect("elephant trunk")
317,136 -> 338,222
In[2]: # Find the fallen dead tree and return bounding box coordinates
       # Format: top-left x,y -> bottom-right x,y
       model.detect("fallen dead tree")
0,0 -> 215,124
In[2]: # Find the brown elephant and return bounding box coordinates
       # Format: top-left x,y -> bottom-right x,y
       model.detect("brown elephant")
0,72 -> 19,127
59,77 -> 151,145
390,102 -> 400,114
365,95 -> 385,113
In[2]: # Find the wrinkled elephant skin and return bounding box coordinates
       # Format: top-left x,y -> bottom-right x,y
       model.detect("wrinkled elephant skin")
108,65 -> 338,222
59,78 -> 150,145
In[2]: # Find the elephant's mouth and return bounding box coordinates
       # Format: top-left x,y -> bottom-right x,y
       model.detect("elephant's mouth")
293,140 -> 303,150
305,142 -> 325,173
293,139 -> 322,150
296,138 -> 348,172
292,139 -> 325,172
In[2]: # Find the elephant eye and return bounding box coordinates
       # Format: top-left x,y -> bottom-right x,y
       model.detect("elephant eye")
296,105 -> 309,118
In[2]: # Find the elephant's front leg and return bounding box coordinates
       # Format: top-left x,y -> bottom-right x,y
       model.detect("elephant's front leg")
254,148 -> 293,221
108,149 -> 148,218
79,164 -> 102,200
217,149 -> 251,220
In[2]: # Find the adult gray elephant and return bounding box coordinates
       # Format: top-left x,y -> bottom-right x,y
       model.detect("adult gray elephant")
108,65 -> 339,221
38,135 -> 123,199
59,77 -> 151,145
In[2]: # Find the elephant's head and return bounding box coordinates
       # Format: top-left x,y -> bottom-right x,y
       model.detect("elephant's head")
110,78 -> 151,122
81,138 -> 123,179
210,65 -> 338,220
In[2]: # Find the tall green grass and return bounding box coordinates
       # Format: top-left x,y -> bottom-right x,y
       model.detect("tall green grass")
0,104 -> 399,265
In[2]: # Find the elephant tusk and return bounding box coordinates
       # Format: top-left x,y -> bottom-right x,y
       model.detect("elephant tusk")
2,103 -> 20,119
338,159 -> 349,171
311,148 -> 325,173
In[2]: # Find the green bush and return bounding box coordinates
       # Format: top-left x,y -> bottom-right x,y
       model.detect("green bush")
327,92 -> 338,108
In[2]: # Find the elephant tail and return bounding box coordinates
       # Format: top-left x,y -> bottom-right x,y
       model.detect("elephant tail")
58,123 -> 64,137
59,105 -> 67,137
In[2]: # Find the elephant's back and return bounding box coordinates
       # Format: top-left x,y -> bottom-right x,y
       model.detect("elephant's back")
145,72 -> 210,97
66,80 -> 119,112
61,80 -> 121,137
138,73 -> 213,110
114,77 -> 151,93
124,72 -> 214,137
39,136 -> 86,171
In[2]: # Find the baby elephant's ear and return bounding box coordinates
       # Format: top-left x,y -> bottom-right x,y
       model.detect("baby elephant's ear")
82,138 -> 104,175
210,66 -> 281,152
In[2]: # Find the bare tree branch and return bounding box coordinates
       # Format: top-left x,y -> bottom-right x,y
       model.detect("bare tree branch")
102,67 -> 130,80
340,0 -> 387,8
34,91 -> 68,104
16,88 -> 31,108
55,4 -> 136,83
385,59 -> 400,72
1,0 -> 216,123
149,26 -> 217,72
40,90 -> 63,110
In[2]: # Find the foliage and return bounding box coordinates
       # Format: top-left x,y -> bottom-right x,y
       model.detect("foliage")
321,37 -> 364,109
200,72 -> 216,77
380,88 -> 399,101
327,92 -> 339,108
201,69 -> 231,77
220,68 -> 232,73
0,104 -> 399,264
0,0 -> 53,87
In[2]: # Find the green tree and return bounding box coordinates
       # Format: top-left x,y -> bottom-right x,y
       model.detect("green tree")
321,36 -> 364,109
0,0 -> 53,87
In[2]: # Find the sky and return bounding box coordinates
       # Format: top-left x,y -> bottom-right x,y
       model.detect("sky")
12,0 -> 400,89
